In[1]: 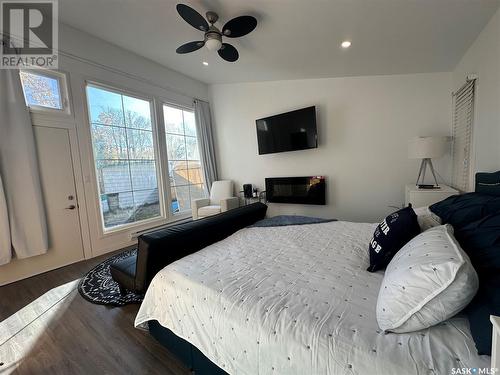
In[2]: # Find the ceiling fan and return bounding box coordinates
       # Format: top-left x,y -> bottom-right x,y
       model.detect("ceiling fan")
175,4 -> 257,62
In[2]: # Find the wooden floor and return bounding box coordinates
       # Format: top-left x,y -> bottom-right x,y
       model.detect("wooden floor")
0,253 -> 190,375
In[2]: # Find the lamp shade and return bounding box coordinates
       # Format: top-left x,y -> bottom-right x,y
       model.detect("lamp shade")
408,137 -> 448,159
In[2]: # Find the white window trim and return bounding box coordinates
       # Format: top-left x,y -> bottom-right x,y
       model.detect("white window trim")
20,69 -> 72,115
84,80 -> 169,235
80,78 -> 200,238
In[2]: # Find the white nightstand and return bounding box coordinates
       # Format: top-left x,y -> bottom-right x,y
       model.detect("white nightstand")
405,184 -> 459,208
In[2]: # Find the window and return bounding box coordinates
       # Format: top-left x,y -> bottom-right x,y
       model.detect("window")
163,105 -> 206,214
86,84 -> 161,230
85,82 -> 208,231
19,70 -> 69,112
451,79 -> 476,191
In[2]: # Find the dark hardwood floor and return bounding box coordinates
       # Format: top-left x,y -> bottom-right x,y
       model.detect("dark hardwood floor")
0,253 -> 190,375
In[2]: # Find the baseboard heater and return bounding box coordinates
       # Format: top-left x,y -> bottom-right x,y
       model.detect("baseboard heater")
265,176 -> 326,205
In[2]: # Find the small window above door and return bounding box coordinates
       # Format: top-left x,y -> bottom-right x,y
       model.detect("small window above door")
19,70 -> 71,114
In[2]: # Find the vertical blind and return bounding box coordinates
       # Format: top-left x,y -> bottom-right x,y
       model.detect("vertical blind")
451,79 -> 476,192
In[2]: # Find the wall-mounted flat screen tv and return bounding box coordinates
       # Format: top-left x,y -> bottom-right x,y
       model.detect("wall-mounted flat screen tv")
256,106 -> 317,155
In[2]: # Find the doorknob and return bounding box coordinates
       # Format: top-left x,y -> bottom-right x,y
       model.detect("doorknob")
65,205 -> 76,210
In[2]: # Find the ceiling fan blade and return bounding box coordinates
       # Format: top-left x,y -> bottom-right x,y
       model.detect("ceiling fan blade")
176,41 -> 205,54
222,16 -> 257,38
218,43 -> 239,62
176,4 -> 209,31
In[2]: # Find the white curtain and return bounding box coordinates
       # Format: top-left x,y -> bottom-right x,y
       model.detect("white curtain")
0,173 -> 10,265
0,69 -> 48,263
194,100 -> 218,192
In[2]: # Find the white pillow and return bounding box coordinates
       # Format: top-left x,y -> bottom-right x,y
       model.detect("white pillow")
413,206 -> 442,231
376,224 -> 478,333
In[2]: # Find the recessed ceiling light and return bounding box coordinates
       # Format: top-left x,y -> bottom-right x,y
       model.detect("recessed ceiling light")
341,41 -> 352,48
203,61 -> 209,66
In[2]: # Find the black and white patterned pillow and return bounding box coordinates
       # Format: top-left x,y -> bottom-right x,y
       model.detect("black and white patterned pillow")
367,206 -> 420,272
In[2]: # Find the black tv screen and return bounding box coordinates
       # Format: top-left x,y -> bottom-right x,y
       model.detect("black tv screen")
256,106 -> 317,155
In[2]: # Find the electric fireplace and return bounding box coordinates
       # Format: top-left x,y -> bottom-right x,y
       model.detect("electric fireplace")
265,176 -> 326,205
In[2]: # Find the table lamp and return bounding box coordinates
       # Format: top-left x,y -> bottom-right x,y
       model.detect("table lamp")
408,137 -> 448,188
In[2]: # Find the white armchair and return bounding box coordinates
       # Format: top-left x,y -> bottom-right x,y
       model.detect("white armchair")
192,180 -> 239,220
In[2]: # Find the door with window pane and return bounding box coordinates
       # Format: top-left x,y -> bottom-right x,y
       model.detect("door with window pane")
163,105 -> 206,214
86,85 -> 161,230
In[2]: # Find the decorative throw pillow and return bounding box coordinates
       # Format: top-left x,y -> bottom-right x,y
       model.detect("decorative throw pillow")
413,206 -> 442,231
367,206 -> 420,272
429,192 -> 500,231
455,211 -> 500,271
376,225 -> 479,333
475,171 -> 500,196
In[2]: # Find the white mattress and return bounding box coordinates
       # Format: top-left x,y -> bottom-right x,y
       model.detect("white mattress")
135,221 -> 490,375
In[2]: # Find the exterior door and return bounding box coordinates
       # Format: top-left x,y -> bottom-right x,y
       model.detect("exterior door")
0,126 -> 85,285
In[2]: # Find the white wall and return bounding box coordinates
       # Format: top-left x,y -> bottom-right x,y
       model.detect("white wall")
453,8 -> 500,175
210,73 -> 452,223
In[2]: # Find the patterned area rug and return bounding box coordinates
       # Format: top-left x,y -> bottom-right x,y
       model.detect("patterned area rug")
78,249 -> 143,306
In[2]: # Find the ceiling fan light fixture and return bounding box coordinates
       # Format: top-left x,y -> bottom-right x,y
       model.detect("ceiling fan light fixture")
176,4 -> 257,62
205,37 -> 222,51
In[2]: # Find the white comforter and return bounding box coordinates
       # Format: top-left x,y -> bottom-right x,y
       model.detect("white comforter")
135,221 -> 490,375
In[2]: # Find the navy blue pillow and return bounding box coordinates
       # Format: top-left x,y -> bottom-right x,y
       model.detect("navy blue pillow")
430,192 -> 500,231
367,206 -> 420,272
455,212 -> 500,271
465,273 -> 500,355
475,171 -> 500,196
458,210 -> 500,355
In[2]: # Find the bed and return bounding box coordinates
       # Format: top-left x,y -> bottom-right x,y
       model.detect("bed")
135,219 -> 491,374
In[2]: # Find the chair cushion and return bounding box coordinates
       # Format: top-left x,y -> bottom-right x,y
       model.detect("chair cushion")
110,253 -> 137,291
198,205 -> 222,217
210,180 -> 233,203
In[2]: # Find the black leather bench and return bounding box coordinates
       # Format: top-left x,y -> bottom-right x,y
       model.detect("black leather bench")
109,252 -> 138,295
110,202 -> 268,294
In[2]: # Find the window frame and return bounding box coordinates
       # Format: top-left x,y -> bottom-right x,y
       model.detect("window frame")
84,80 -> 168,234
162,102 -> 207,216
19,69 -> 71,115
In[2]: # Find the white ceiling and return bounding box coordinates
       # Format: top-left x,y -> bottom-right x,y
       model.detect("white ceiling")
59,0 -> 500,84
